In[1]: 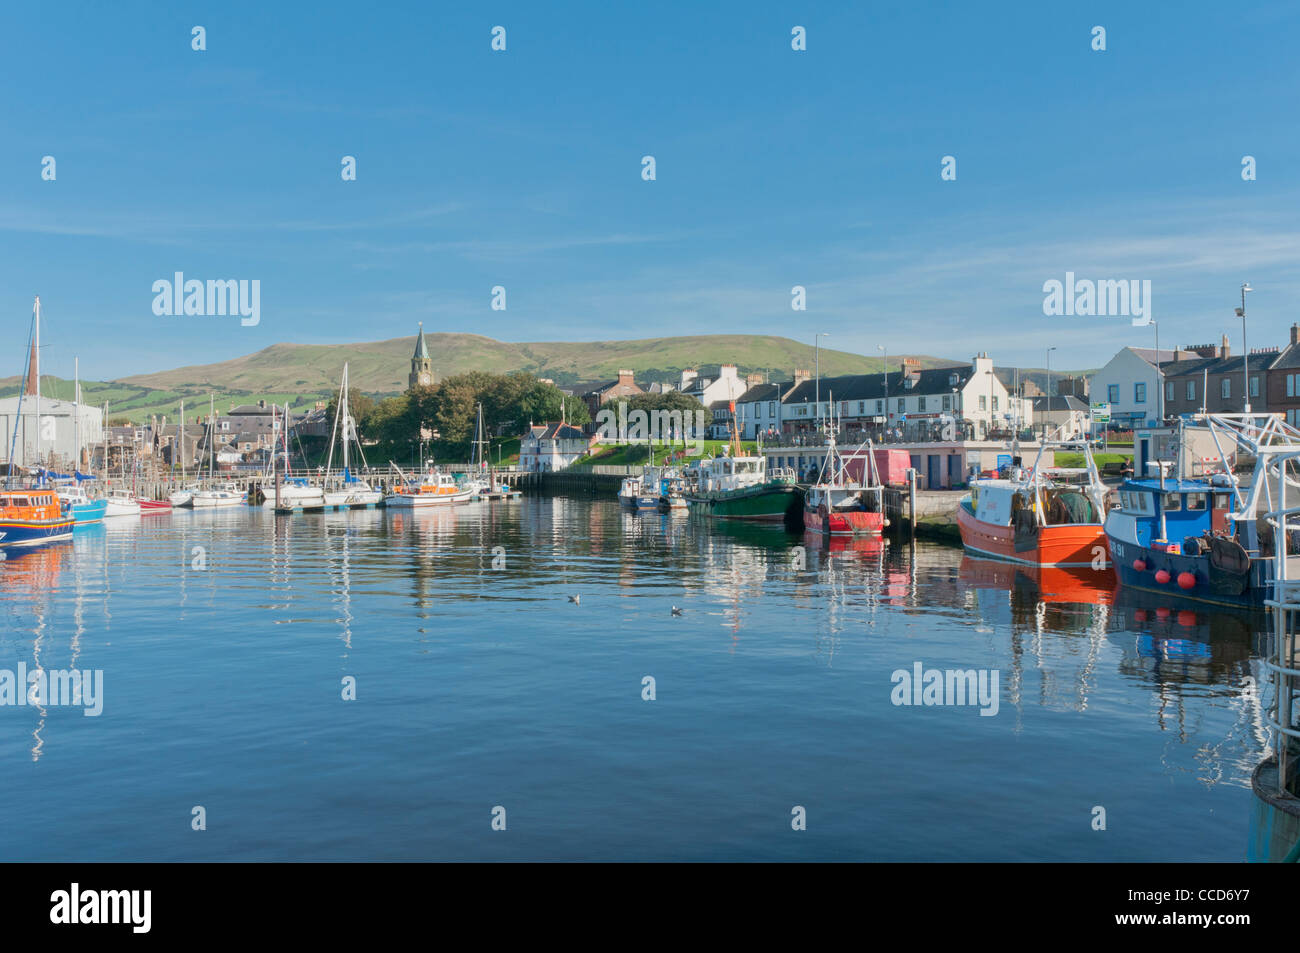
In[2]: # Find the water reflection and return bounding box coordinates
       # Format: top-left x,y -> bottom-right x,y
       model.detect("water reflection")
0,498 -> 1277,826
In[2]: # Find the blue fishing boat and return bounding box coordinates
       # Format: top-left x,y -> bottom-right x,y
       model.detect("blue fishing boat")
58,487 -> 108,525
1105,413 -> 1300,609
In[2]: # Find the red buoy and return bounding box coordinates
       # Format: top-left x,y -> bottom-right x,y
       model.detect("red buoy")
1133,559 -> 1147,572
1156,607 -> 1171,619
1177,572 -> 1196,590
1134,609 -> 1148,622
1177,610 -> 1197,627
1155,569 -> 1171,584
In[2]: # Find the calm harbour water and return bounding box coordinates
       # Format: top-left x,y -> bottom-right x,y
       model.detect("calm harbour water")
0,496 -> 1270,861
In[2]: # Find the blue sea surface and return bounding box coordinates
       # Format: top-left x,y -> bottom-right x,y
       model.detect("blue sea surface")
0,499 -> 1268,860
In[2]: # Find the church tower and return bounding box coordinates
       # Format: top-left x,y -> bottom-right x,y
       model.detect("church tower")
409,322 -> 434,389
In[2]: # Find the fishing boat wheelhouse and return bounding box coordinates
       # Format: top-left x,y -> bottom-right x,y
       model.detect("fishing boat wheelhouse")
0,489 -> 74,549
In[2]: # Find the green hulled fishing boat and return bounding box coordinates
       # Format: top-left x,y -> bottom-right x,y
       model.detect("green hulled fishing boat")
684,454 -> 799,520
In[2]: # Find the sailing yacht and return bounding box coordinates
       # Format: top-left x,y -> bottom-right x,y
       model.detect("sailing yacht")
192,394 -> 247,508
261,403 -> 325,507
322,365 -> 382,508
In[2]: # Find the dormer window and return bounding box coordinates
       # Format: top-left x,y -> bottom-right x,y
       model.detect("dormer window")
949,373 -> 959,386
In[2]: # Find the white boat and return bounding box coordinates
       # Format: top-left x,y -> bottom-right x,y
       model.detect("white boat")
322,480 -> 382,508
192,482 -> 247,508
168,484 -> 199,507
102,490 -> 142,518
384,469 -> 475,508
320,364 -> 383,508
189,396 -> 246,508
260,478 -> 325,508
618,475 -> 643,507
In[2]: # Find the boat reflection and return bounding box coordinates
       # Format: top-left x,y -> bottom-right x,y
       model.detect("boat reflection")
958,555 -> 1116,606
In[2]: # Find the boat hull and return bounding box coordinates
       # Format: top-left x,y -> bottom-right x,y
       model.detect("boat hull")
383,490 -> 475,508
68,499 -> 109,525
139,500 -> 172,514
802,506 -> 885,536
0,518 -> 74,549
1107,535 -> 1270,609
686,483 -> 800,521
192,493 -> 245,508
103,498 -> 141,518
322,489 -> 383,508
957,501 -> 1108,567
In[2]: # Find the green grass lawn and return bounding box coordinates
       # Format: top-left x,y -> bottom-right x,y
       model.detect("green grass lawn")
576,440 -> 756,466
491,436 -> 520,466
1056,452 -> 1131,468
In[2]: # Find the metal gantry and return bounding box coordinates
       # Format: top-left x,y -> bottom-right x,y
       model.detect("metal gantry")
1197,413 -> 1300,796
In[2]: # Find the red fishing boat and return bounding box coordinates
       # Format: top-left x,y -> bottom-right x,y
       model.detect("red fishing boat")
801,419 -> 887,537
138,499 -> 173,514
956,438 -> 1110,568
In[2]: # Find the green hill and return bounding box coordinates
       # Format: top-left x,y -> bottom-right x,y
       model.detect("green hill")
1,333 -> 1098,424
117,333 -> 964,395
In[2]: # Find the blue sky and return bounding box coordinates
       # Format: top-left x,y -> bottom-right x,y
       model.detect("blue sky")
2,0 -> 1299,382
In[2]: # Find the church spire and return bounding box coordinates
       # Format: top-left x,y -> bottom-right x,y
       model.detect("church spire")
409,321 -> 434,389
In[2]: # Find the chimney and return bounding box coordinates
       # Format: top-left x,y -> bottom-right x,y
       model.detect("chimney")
746,372 -> 765,388
617,368 -> 635,385
1292,324 -> 1299,346
1221,333 -> 1230,358
793,368 -> 811,385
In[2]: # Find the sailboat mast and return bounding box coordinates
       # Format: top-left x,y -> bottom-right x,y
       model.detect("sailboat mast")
209,393 -> 214,479
33,296 -> 40,469
74,356 -> 80,471
341,365 -> 350,473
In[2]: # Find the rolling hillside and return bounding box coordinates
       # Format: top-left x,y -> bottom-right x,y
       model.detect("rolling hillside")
118,333 -> 964,395
1,333 -> 1096,424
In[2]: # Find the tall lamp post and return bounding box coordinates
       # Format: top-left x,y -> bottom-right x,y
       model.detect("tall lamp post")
1236,283 -> 1253,413
1045,346 -> 1057,437
815,332 -> 829,431
877,344 -> 887,438
1151,320 -> 1162,425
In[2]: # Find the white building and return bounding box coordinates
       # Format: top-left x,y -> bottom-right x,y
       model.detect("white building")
678,364 -> 748,409
1087,346 -> 1176,430
736,354 -> 1021,441
0,395 -> 104,469
520,422 -> 595,472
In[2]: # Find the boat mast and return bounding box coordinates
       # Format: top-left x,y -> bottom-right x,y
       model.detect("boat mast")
341,365 -> 351,475
33,296 -> 40,470
179,399 -> 185,483
74,356 -> 80,471
209,393 -> 215,480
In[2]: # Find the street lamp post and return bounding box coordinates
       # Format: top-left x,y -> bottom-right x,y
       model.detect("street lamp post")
1045,346 -> 1056,437
877,344 -> 887,439
1237,283 -> 1253,413
815,332 -> 829,430
1151,321 -> 1162,425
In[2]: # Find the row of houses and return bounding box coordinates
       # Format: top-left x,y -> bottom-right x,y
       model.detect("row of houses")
1089,325 -> 1300,429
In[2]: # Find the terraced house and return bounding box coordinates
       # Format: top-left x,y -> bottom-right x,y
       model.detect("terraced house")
1158,340 -> 1275,418
735,354 -> 1016,442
